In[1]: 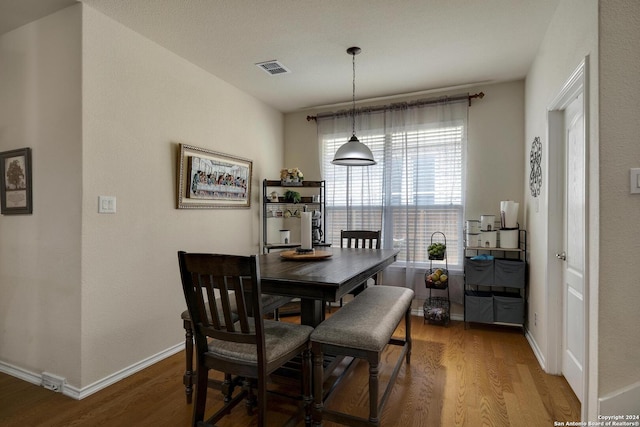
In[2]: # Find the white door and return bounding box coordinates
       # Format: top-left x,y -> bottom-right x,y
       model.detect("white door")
561,92 -> 585,402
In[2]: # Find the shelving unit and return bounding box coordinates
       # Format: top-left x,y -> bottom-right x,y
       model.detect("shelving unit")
424,232 -> 450,326
463,229 -> 527,332
262,179 -> 327,253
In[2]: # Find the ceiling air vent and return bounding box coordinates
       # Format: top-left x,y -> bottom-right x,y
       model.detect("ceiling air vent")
255,60 -> 291,76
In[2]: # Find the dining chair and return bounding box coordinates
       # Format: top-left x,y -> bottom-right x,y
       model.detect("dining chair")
178,251 -> 313,427
336,230 -> 381,308
180,292 -> 292,403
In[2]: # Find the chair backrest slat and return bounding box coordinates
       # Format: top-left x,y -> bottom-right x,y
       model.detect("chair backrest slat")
340,230 -> 381,250
178,252 -> 263,349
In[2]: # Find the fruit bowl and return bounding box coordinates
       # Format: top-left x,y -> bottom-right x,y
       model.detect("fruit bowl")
425,268 -> 449,289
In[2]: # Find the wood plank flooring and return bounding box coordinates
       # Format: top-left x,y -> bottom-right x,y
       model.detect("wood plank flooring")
0,316 -> 580,426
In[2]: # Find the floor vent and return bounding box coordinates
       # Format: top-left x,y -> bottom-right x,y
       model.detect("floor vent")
255,60 -> 291,75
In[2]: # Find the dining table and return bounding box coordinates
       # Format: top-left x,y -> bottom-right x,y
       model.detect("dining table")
259,247 -> 399,327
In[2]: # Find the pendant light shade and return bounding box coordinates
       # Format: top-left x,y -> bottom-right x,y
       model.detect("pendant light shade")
332,135 -> 376,166
332,47 -> 376,166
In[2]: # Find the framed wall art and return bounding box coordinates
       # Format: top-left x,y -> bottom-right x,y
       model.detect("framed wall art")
0,147 -> 32,215
529,136 -> 542,197
177,143 -> 252,209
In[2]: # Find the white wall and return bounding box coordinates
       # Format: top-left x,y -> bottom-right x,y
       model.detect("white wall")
0,6 -> 83,386
79,5 -> 283,389
597,0 -> 640,414
1,3 -> 284,393
525,0 -> 640,417
524,4 -> 598,404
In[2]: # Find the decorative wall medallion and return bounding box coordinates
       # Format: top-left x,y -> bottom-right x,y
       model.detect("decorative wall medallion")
529,136 -> 542,197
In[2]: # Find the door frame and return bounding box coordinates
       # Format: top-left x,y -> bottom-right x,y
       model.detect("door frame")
546,56 -> 590,416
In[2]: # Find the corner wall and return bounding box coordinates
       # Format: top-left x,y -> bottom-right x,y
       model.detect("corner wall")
79,5 -> 284,389
0,5 -> 83,386
525,0 -> 599,417
1,3 -> 284,394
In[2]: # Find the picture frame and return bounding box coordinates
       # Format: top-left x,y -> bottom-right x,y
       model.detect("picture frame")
0,147 -> 32,215
177,143 -> 252,209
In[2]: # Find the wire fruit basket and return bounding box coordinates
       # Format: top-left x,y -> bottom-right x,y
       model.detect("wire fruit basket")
424,231 -> 450,326
425,268 -> 448,289
423,297 -> 450,325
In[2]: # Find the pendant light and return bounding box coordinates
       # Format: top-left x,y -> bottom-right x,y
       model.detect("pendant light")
331,47 -> 377,166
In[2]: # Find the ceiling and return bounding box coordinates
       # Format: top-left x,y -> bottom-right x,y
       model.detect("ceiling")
0,0 -> 560,113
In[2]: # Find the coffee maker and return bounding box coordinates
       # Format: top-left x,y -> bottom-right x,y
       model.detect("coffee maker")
311,210 -> 323,243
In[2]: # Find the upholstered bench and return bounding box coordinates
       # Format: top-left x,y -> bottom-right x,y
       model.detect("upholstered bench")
310,285 -> 414,426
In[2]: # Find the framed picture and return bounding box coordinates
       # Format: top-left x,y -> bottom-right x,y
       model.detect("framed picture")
1,147 -> 32,215
177,143 -> 252,209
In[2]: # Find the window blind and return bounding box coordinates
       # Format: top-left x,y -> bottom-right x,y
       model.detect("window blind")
321,116 -> 465,269
318,98 -> 468,271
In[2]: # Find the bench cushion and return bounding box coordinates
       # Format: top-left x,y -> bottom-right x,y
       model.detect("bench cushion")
311,286 -> 414,352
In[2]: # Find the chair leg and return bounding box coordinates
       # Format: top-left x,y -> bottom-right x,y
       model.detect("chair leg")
183,318 -> 194,404
311,345 -> 324,427
222,373 -> 233,403
192,363 -> 209,426
300,348 -> 312,426
257,376 -> 267,427
244,378 -> 256,415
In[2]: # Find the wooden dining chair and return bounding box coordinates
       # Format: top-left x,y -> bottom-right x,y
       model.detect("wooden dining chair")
180,292 -> 292,403
337,230 -> 381,307
178,251 -> 313,427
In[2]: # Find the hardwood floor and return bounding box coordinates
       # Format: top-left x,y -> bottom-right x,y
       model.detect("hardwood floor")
0,316 -> 580,426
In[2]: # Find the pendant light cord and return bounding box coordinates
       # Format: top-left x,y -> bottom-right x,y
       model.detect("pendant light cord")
352,50 -> 356,137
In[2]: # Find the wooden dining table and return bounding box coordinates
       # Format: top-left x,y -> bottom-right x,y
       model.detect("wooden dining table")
259,247 -> 399,327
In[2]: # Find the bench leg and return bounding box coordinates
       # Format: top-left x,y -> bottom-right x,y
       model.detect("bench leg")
405,308 -> 412,365
183,318 -> 194,404
368,354 -> 380,425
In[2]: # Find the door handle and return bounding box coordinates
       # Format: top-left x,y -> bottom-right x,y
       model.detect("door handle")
555,251 -> 567,261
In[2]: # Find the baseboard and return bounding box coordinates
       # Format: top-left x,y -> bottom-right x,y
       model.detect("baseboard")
71,342 -> 184,400
599,381 -> 640,415
0,342 -> 184,400
525,329 -> 547,371
0,360 -> 43,387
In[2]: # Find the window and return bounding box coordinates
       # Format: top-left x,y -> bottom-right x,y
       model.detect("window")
319,100 -> 467,270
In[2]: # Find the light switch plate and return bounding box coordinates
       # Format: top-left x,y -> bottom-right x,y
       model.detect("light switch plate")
631,169 -> 640,194
629,168 -> 640,194
98,196 -> 117,213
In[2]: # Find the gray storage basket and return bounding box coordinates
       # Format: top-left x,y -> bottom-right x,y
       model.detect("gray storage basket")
465,290 -> 493,323
493,293 -> 524,324
464,258 -> 494,286
494,259 -> 526,288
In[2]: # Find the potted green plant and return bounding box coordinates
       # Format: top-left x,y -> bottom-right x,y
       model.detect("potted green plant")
284,190 -> 301,203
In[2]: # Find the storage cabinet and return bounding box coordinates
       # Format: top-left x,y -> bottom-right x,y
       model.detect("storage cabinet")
463,230 -> 527,331
262,179 -> 327,253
